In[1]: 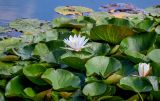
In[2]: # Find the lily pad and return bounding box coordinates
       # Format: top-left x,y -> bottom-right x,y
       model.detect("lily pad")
61,51 -> 92,70
0,62 -> 23,76
9,19 -> 51,35
5,76 -> 25,97
136,18 -> 157,32
120,76 -> 152,92
85,56 -> 122,78
147,49 -> 160,63
42,68 -> 80,91
155,25 -> 160,34
32,43 -> 56,63
124,50 -> 150,63
90,24 -> 135,44
84,42 -> 110,56
23,64 -> 48,85
120,32 -> 156,52
145,6 -> 160,17
55,6 -> 93,15
0,38 -> 21,51
82,82 -> 107,96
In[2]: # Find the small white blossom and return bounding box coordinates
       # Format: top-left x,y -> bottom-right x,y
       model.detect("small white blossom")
63,34 -> 89,51
138,63 -> 151,77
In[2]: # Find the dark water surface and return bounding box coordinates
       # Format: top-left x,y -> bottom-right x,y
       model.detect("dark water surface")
0,0 -> 160,22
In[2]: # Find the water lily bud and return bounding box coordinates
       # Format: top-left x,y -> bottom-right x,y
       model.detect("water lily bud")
63,34 -> 89,51
138,63 -> 151,77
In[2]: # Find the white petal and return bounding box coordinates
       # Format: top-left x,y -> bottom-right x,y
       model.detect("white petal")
138,63 -> 150,77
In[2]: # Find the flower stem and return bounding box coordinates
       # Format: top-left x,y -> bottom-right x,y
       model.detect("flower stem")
138,92 -> 144,101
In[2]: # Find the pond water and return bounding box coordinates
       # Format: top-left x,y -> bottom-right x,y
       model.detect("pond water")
0,0 -> 160,23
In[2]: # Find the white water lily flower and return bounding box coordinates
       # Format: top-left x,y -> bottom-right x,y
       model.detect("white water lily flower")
138,63 -> 151,77
63,34 -> 89,51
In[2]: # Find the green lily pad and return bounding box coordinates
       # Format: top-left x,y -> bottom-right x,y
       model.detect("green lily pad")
150,62 -> 160,76
136,18 -> 157,32
85,56 -> 122,78
52,17 -> 85,28
147,49 -> 160,63
97,96 -> 124,101
9,19 -> 51,35
42,68 -> 80,91
0,38 -> 21,51
5,76 -> 25,97
61,51 -> 92,70
120,32 -> 156,52
90,24 -> 135,44
0,62 -> 23,76
147,76 -> 159,91
24,87 -> 36,98
32,43 -> 56,63
23,64 -> 48,85
14,44 -> 35,60
120,76 -> 152,92
55,6 -> 93,15
0,91 -> 5,101
107,18 -> 134,27
145,6 -> 160,17
84,42 -> 110,56
124,50 -> 150,63
155,25 -> 160,34
82,82 -> 107,96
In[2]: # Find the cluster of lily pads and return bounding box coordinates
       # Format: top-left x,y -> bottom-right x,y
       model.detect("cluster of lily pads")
0,5 -> 160,101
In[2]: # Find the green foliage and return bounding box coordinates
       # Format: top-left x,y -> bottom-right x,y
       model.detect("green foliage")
0,5 -> 160,101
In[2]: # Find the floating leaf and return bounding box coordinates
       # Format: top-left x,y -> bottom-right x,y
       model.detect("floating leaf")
5,76 -> 25,97
0,62 -> 23,76
85,56 -> 122,78
0,91 -> 5,101
9,19 -> 51,35
90,25 -> 135,44
84,42 -> 110,56
148,49 -> 160,63
0,38 -> 21,51
24,87 -> 36,98
124,50 -> 150,63
120,76 -> 152,92
155,25 -> 160,34
55,6 -> 93,15
52,17 -> 85,28
136,18 -> 157,32
107,18 -> 134,27
147,76 -> 159,91
42,68 -> 80,91
120,32 -> 156,52
145,6 -> 160,17
61,51 -> 92,70
23,64 -> 48,85
32,43 -> 56,63
82,82 -> 107,96
97,96 -> 124,101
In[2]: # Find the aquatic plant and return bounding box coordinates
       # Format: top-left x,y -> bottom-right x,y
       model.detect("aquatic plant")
0,4 -> 159,101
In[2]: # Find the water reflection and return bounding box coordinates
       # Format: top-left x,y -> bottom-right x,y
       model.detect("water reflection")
0,0 -> 159,22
